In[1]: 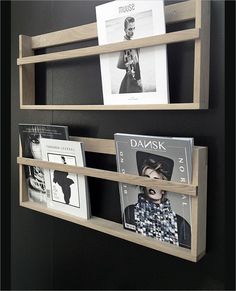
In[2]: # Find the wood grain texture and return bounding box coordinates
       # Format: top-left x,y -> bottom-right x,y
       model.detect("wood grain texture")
20,103 -> 201,110
17,29 -> 200,65
19,35 -> 35,105
190,148 -> 199,257
193,0 -> 210,108
31,22 -> 98,49
20,201 -> 198,262
165,0 -> 195,24
70,136 -> 116,155
17,157 -> 197,196
30,0 -> 196,49
191,147 -> 208,258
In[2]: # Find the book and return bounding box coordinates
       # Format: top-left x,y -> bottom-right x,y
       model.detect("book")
19,123 -> 69,205
114,133 -> 193,249
96,0 -> 169,105
40,138 -> 91,219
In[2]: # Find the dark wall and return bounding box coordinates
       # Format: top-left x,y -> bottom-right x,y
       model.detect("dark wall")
1,1 -> 11,290
11,1 -> 229,290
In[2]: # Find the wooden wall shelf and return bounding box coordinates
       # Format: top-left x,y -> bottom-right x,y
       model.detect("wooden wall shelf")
17,0 -> 209,262
18,0 -> 210,110
18,137 -> 208,262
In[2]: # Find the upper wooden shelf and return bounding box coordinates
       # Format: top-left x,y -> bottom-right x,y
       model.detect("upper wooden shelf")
18,0 -> 210,110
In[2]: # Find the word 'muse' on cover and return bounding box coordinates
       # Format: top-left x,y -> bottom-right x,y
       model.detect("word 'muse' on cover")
96,0 -> 169,105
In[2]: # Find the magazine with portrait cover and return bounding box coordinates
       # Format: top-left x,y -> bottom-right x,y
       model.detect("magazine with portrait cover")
96,0 -> 169,105
40,138 -> 91,219
114,133 -> 193,249
19,123 -> 69,205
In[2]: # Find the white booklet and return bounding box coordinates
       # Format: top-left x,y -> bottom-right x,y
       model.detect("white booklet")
114,133 -> 193,249
96,0 -> 169,105
41,138 -> 91,219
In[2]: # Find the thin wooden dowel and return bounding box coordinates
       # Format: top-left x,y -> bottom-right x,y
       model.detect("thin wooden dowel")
17,29 -> 200,65
20,103 -> 201,111
17,157 -> 197,196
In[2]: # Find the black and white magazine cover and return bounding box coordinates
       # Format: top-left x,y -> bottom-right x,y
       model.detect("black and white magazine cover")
96,0 -> 169,105
19,124 -> 69,205
114,133 -> 193,249
41,138 -> 91,219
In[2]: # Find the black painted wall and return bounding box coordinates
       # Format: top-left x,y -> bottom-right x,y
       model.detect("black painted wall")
1,1 -> 11,290
10,1 -> 230,290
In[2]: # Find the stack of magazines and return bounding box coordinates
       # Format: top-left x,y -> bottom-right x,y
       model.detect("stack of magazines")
19,123 -> 91,219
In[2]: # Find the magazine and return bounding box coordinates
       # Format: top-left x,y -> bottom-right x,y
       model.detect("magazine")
114,133 -> 193,249
19,124 -> 69,205
40,138 -> 91,219
96,0 -> 169,105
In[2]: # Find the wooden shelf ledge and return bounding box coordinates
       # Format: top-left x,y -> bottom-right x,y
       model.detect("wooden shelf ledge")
17,157 -> 197,196
20,200 -> 203,262
20,103 -> 202,111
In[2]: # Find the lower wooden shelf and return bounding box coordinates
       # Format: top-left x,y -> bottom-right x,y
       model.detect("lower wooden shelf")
20,200 -> 203,262
18,137 -> 208,262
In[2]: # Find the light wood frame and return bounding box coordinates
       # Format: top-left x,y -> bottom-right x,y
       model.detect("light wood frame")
17,0 -> 210,110
17,136 -> 208,262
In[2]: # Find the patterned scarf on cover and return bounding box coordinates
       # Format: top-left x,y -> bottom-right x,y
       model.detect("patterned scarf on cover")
134,195 -> 179,246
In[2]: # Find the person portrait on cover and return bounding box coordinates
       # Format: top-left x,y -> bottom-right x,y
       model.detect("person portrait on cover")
124,151 -> 191,249
117,16 -> 143,94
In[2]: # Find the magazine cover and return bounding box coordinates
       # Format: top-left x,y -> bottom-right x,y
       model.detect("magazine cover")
41,138 -> 91,219
96,0 -> 169,105
19,124 -> 69,205
114,133 -> 193,249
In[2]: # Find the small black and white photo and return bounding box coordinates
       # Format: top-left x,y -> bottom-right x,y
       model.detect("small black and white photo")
40,138 -> 91,219
96,0 -> 169,105
48,154 -> 80,208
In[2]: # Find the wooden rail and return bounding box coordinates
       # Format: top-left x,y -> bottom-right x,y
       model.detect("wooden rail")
17,29 -> 199,65
17,157 -> 197,196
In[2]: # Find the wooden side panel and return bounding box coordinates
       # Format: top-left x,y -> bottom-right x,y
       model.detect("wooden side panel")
193,0 -> 211,108
195,147 -> 208,256
191,147 -> 208,259
19,35 -> 35,106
